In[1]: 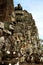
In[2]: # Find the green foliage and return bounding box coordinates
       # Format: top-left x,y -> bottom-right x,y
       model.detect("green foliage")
4,21 -> 9,30
40,44 -> 43,51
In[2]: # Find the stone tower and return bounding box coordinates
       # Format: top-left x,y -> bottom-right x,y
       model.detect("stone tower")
0,0 -> 15,22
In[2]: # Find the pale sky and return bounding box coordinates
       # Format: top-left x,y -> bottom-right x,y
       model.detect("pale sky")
14,0 -> 43,39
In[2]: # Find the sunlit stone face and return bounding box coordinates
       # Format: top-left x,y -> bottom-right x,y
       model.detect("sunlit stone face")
13,51 -> 16,54
9,63 -> 11,65
6,51 -> 10,54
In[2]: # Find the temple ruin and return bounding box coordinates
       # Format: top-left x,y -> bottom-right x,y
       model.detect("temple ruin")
0,0 -> 43,65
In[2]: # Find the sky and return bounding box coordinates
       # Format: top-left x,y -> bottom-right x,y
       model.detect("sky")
14,0 -> 43,39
